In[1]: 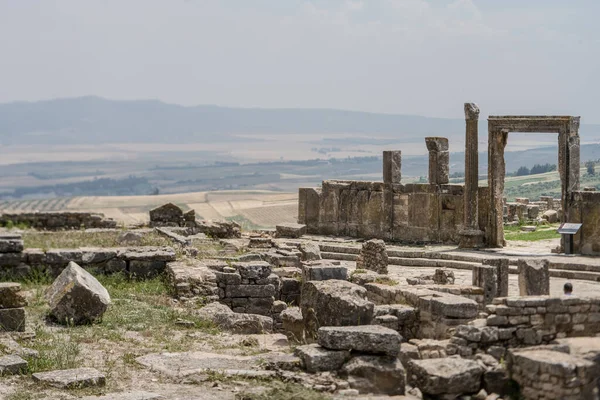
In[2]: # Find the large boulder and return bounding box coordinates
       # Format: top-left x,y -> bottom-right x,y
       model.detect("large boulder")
45,262 -> 111,325
408,357 -> 484,397
542,209 -> 558,223
317,325 -> 401,356
342,355 -> 406,396
301,280 -> 374,338
196,302 -> 272,334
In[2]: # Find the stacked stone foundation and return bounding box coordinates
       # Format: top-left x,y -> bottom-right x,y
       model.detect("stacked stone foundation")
0,212 -> 117,230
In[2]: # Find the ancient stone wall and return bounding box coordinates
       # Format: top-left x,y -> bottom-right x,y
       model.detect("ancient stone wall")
0,212 -> 117,230
0,241 -> 176,279
567,190 -> 600,255
450,296 -> 600,356
299,180 -> 490,244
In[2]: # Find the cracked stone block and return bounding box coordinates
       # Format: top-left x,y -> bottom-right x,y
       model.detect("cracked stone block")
342,355 -> 406,396
0,308 -> 26,332
32,367 -> 106,389
45,261 -> 111,325
0,354 -> 27,375
0,282 -> 27,308
317,325 -> 402,356
294,344 -> 350,373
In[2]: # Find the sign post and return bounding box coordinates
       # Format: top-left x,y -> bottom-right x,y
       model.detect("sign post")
557,223 -> 583,255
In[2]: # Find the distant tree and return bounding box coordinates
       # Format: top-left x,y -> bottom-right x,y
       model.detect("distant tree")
586,161 -> 595,176
515,166 -> 530,176
530,163 -> 557,175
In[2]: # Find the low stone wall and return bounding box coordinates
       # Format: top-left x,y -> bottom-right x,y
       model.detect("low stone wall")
568,190 -> 600,255
0,246 -> 176,278
298,180 -> 490,244
449,296 -> 600,358
0,212 -> 117,230
364,283 -> 480,339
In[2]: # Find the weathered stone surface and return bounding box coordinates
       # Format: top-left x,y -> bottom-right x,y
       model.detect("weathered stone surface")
82,391 -> 164,400
301,280 -> 374,336
342,355 -> 406,395
0,308 -> 26,332
0,234 -> 24,253
225,284 -> 276,298
302,262 -> 348,282
281,307 -> 304,342
45,261 -> 111,325
432,268 -> 454,285
408,357 -> 484,396
0,282 -> 27,308
542,209 -> 559,223
383,150 -> 402,184
294,344 -> 350,373
32,367 -> 106,388
0,212 -> 116,230
136,351 -> 260,377
430,294 -> 478,319
117,231 -> 144,245
317,325 -> 401,356
149,203 -> 184,227
0,354 -> 27,375
275,223 -> 307,238
518,259 -> 550,296
196,302 -> 272,334
196,220 -> 241,238
234,261 -> 272,280
299,242 -> 321,261
356,239 -> 388,274
426,137 -> 449,185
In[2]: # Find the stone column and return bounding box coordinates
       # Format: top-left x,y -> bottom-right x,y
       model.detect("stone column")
383,151 -> 401,184
459,103 -> 485,248
518,259 -> 550,296
425,137 -> 449,185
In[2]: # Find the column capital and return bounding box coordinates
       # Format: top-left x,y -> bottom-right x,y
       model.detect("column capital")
464,103 -> 480,121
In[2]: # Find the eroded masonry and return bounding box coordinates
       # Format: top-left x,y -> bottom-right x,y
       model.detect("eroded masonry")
299,103 -> 600,255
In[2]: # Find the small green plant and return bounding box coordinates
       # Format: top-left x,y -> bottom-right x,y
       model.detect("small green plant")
374,277 -> 398,286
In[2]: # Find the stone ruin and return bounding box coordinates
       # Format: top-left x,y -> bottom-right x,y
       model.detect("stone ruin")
1,105 -> 600,399
299,104 -> 600,255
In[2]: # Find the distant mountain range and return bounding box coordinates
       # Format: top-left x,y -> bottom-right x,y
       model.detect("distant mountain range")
1,96 -> 598,147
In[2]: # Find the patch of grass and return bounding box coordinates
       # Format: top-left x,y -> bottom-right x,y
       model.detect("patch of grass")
504,223 -> 561,241
374,277 -> 399,286
22,230 -> 172,250
1,220 -> 30,230
26,327 -> 82,373
236,381 -> 331,400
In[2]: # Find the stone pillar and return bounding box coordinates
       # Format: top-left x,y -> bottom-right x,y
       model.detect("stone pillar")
425,137 -> 449,185
460,103 -> 485,248
383,151 -> 401,184
356,239 -> 388,274
472,265 -> 497,304
483,258 -> 509,297
487,127 -> 509,247
518,259 -> 550,296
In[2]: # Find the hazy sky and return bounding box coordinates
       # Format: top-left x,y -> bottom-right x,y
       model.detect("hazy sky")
1,0 -> 599,122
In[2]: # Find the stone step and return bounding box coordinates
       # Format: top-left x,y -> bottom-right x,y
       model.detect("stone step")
548,269 -> 600,282
321,252 -> 358,261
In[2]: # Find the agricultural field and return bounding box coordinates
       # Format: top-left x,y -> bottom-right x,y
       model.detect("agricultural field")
0,190 -> 300,229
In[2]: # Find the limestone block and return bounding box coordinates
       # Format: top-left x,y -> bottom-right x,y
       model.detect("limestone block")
294,344 -> 350,373
45,261 -> 111,325
0,308 -> 26,332
0,354 -> 27,375
196,302 -> 272,334
0,235 -> 24,253
32,367 -> 106,389
317,325 -> 401,356
233,261 -> 272,280
299,242 -> 321,261
518,259 -> 550,296
301,280 -> 374,337
383,151 -> 401,184
483,258 -> 509,297
302,262 -> 348,282
149,203 -> 184,227
356,239 -> 388,274
429,294 -> 478,319
0,283 -> 27,309
408,357 -> 484,396
275,223 -> 307,238
342,355 -> 406,396
225,284 -> 276,298
281,307 -> 304,342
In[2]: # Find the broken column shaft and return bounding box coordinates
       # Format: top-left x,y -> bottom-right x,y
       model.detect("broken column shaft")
383,151 -> 401,184
425,137 -> 449,185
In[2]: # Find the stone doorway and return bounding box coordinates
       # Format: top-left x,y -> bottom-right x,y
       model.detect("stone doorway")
487,116 -> 580,248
